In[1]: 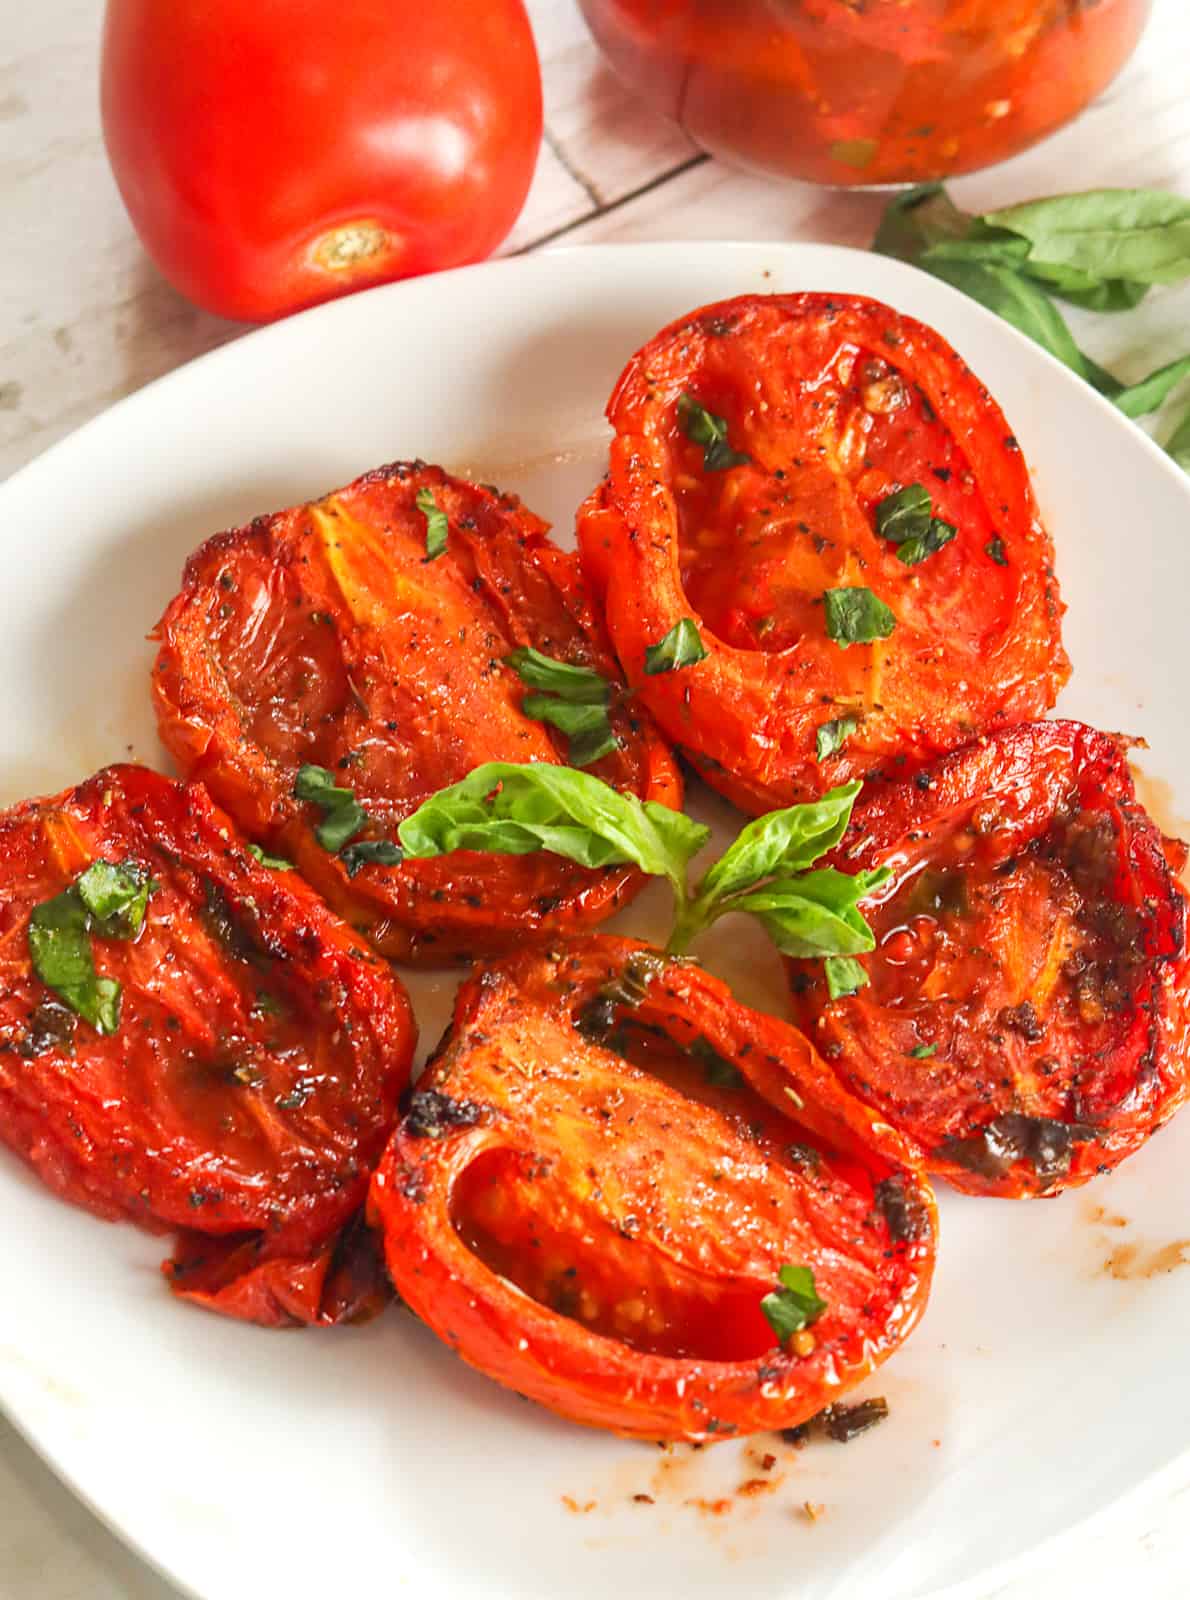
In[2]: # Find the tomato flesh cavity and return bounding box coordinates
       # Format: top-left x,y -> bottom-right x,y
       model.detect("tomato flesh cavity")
578,292 -> 1069,814
370,937 -> 936,1439
153,462 -> 681,963
787,721 -> 1190,1196
0,765 -> 416,1324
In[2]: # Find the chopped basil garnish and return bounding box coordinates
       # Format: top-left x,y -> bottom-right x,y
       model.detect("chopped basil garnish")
294,764 -> 367,852
874,484 -> 931,544
75,859 -> 151,938
416,486 -> 449,561
824,587 -> 896,647
760,1264 -> 827,1345
27,859 -> 156,1035
247,843 -> 294,871
522,695 -> 619,768
505,647 -> 618,768
897,517 -> 956,567
824,955 -> 868,1000
505,647 -> 610,704
339,838 -> 404,877
815,714 -> 859,764
985,537 -> 1009,565
875,483 -> 956,567
676,392 -> 750,471
644,618 -> 708,675
909,1043 -> 938,1058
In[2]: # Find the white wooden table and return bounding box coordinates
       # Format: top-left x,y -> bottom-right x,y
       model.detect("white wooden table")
2,1 -> 1190,1594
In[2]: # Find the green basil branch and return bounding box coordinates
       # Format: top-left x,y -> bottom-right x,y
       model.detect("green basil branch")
873,184 -> 1190,470
396,761 -> 886,987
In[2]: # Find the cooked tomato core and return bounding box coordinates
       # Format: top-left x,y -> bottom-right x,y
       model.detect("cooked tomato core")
674,340 -> 1008,656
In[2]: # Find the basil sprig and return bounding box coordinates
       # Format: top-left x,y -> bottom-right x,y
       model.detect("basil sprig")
873,183 -> 1190,471
760,1264 -> 828,1345
676,392 -> 750,471
505,647 -> 619,768
27,860 -> 153,1036
398,765 -> 886,972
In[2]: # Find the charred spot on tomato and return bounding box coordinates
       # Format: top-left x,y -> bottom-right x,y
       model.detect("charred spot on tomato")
902,865 -> 968,919
19,999 -> 78,1058
403,1089 -> 487,1140
820,1396 -> 890,1442
873,1174 -> 930,1245
936,1114 -> 1095,1183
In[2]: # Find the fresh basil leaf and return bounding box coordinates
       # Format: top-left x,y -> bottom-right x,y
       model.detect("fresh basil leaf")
1019,259 -> 1149,313
416,486 -> 449,560
644,618 -> 709,675
922,256 -> 1095,381
874,483 -> 931,544
397,761 -> 710,899
728,867 -> 889,960
921,235 -> 1032,269
339,838 -> 403,877
909,1043 -> 938,1058
1166,403 -> 1190,471
872,183 -> 974,261
824,955 -> 869,1000
816,715 -> 860,764
824,587 -> 895,647
247,843 -> 294,871
75,859 -> 150,938
28,888 -> 122,1035
1110,353 -> 1190,420
983,190 -> 1190,287
294,763 -> 367,852
985,537 -> 1009,565
505,647 -> 610,705
696,783 -> 861,906
897,518 -> 956,567
522,694 -> 620,768
676,392 -> 750,471
760,1264 -> 827,1344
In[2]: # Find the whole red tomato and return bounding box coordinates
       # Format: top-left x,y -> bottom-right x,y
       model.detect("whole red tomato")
100,0 -> 543,322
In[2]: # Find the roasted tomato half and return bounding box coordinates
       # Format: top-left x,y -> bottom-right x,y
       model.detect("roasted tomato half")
787,721 -> 1190,1197
154,463 -> 681,963
0,765 -> 416,1325
370,937 -> 935,1439
577,292 -> 1069,814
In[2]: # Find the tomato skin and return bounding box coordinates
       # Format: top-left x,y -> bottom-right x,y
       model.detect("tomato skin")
100,0 -> 543,322
787,721 -> 1190,1198
153,462 -> 682,963
369,937 -> 935,1439
0,765 -> 416,1325
577,292 -> 1069,815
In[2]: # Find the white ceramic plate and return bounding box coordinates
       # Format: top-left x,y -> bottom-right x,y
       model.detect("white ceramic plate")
3,241 -> 1190,1600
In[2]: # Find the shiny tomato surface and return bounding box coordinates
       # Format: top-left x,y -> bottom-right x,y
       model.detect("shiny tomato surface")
370,937 -> 935,1439
787,722 -> 1190,1197
578,292 -> 1069,815
100,0 -> 542,322
579,0 -> 1150,184
0,765 -> 416,1324
154,463 -> 681,963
